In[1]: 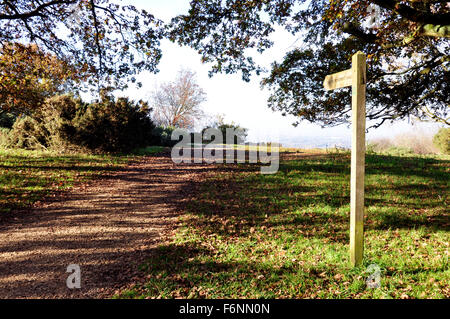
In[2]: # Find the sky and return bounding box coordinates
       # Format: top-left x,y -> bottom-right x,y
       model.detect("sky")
114,0 -> 444,147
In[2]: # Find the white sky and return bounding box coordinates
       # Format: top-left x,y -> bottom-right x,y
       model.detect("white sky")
115,0 -> 443,145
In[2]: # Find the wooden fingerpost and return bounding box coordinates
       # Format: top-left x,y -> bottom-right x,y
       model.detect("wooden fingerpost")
323,51 -> 366,267
350,51 -> 366,267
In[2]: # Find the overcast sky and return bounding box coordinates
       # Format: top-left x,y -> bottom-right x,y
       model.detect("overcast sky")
115,0 -> 443,146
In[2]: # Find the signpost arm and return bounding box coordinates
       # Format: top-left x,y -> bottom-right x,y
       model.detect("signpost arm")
350,51 -> 366,266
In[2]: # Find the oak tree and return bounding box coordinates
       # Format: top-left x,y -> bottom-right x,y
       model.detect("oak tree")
0,0 -> 164,89
170,0 -> 449,127
0,43 -> 80,115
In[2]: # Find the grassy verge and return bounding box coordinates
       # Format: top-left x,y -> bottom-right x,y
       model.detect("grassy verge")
119,151 -> 449,299
0,148 -> 131,215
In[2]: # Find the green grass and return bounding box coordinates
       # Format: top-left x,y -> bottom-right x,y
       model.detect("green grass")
119,152 -> 449,299
0,148 -> 130,215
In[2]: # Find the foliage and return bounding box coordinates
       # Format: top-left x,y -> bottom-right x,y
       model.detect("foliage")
6,94 -> 156,153
382,146 -> 416,157
72,94 -> 156,153
7,116 -> 48,151
0,149 -> 128,216
151,126 -> 178,147
151,69 -> 207,129
0,1 -> 163,89
0,127 -> 10,147
6,95 -> 85,151
170,0 -> 449,127
202,116 -> 248,144
433,127 -> 450,155
117,151 -> 449,299
0,112 -> 15,129
202,123 -> 249,145
0,43 -> 81,115
1,1 -> 447,123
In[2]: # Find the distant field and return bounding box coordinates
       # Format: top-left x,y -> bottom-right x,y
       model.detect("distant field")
120,151 -> 449,299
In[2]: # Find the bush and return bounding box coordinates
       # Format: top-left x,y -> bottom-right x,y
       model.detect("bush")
0,112 -> 16,129
72,95 -> 156,152
6,94 -> 157,153
6,95 -> 87,152
433,127 -> 450,155
151,126 -> 177,147
7,116 -> 48,150
0,127 -> 11,147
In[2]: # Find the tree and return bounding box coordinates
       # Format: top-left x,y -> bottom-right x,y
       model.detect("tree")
170,0 -> 449,128
433,127 -> 449,154
202,115 -> 248,144
0,43 -> 81,115
0,0 -> 164,89
151,69 -> 207,129
2,1 -> 448,127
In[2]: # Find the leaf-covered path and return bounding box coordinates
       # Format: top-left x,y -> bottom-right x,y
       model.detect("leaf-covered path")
0,154 -> 209,298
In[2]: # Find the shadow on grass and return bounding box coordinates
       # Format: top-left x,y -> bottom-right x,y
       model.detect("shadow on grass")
125,242 -> 341,299
179,153 -> 449,242
0,153 -> 127,218
128,152 -> 449,298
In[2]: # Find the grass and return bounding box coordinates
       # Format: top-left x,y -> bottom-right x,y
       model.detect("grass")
0,148 -> 130,216
119,151 -> 449,299
0,146 -> 168,216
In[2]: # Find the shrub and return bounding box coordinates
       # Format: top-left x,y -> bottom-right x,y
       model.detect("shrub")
151,126 -> 177,147
72,95 -> 156,152
395,133 -> 438,154
7,116 -> 48,150
433,127 -> 450,155
6,94 -> 157,153
0,127 -> 11,148
0,112 -> 16,129
6,95 -> 87,152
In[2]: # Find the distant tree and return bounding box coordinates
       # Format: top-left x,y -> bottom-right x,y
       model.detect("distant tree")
0,0 -> 164,89
151,69 -> 207,129
433,127 -> 450,154
170,0 -> 449,128
0,43 -> 81,116
202,116 -> 248,144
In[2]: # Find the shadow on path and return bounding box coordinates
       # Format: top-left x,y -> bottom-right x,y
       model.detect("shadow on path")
0,153 -> 210,299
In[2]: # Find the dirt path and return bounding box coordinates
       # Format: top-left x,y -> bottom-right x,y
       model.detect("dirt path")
0,154 -> 209,299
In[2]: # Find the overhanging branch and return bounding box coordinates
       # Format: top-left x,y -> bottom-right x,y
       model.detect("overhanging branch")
370,0 -> 450,25
0,0 -> 76,20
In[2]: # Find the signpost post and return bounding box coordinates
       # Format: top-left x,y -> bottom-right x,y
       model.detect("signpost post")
323,51 -> 366,267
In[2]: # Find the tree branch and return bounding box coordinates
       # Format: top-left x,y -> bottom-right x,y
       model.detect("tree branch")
0,0 -> 76,20
342,22 -> 378,43
370,0 -> 450,25
89,0 -> 104,72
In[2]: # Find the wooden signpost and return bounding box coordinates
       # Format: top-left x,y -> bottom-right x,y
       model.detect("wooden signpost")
323,51 -> 366,266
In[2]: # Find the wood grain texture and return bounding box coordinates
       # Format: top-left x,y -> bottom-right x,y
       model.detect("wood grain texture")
350,51 -> 366,266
